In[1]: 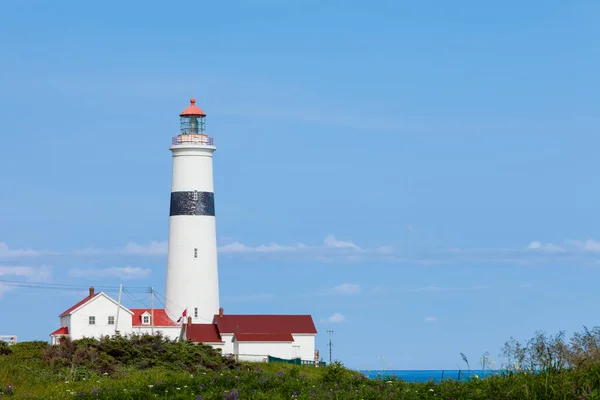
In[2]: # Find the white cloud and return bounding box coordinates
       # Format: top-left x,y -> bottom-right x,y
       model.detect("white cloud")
68,266 -> 151,280
218,242 -> 304,253
424,316 -> 437,323
414,286 -> 444,292
218,234 -> 361,254
0,266 -> 38,277
122,241 -> 168,255
0,242 -> 42,257
414,285 -> 491,293
321,313 -> 346,323
7,236 -> 600,266
328,283 -> 361,295
527,241 -> 565,253
0,265 -> 52,299
221,293 -> 275,302
323,235 -> 360,250
568,239 -> 600,253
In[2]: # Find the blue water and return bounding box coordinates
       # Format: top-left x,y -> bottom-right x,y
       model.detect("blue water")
359,370 -> 497,382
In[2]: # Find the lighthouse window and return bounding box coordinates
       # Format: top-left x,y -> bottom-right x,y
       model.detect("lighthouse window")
194,308 -> 198,318
192,191 -> 198,201
194,248 -> 198,258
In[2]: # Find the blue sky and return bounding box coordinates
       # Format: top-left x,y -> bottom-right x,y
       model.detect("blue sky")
1,0 -> 599,369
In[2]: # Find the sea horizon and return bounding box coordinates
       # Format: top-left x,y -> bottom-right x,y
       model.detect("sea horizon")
359,369 -> 499,382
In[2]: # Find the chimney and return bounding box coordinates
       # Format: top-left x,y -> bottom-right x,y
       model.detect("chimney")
89,287 -> 95,297
219,307 -> 224,318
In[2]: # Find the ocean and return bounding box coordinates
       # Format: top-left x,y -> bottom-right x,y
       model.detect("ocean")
359,370 -> 496,382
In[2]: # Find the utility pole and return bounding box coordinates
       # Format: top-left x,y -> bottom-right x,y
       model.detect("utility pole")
115,284 -> 123,334
327,330 -> 334,364
151,287 -> 155,335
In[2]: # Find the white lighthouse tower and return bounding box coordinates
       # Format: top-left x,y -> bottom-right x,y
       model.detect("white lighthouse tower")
165,98 -> 220,324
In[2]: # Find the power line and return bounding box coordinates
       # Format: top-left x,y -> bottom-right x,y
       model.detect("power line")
153,289 -> 213,324
0,279 -> 151,294
123,289 -> 151,307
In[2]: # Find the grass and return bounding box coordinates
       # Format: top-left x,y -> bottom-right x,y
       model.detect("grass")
2,329 -> 600,399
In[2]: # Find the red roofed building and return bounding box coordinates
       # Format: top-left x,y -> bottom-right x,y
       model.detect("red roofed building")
50,292 -> 317,363
49,287 -> 182,344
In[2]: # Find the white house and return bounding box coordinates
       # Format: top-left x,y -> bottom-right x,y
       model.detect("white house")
50,288 -> 181,344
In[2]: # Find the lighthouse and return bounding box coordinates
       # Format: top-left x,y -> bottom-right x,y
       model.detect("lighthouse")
164,98 -> 220,324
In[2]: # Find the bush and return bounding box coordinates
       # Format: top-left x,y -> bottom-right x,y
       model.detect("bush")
43,333 -> 238,375
0,341 -> 11,356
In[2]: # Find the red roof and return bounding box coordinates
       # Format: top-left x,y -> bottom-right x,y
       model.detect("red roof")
214,315 -> 317,335
180,98 -> 206,117
234,333 -> 294,342
50,326 -> 69,336
131,309 -> 177,327
59,293 -> 102,317
186,324 -> 223,343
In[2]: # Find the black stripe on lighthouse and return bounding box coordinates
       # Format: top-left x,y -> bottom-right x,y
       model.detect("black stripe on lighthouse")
170,191 -> 215,216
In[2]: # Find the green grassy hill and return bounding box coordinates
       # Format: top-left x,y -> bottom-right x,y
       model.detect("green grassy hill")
2,330 -> 600,399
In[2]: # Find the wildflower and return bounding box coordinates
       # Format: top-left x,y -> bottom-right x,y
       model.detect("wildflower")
7,385 -> 13,392
148,385 -> 154,388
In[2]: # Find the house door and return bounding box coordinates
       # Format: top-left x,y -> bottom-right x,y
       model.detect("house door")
293,345 -> 300,359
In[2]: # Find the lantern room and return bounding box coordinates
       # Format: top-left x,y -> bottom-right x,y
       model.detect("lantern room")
179,98 -> 206,134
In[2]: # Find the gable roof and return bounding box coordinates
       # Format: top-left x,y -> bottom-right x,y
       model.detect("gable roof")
234,333 -> 294,342
214,314 -> 317,335
186,324 -> 223,343
59,292 -> 133,317
50,326 -> 69,336
131,309 -> 177,327
59,292 -> 102,316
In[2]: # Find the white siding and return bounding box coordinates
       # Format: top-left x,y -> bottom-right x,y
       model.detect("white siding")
132,326 -> 181,341
292,334 -> 316,361
69,295 -> 132,340
220,334 -> 234,355
235,341 -> 292,362
217,333 -> 315,361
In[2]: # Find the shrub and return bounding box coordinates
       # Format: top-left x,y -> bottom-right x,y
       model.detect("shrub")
0,341 -> 11,356
43,333 -> 238,375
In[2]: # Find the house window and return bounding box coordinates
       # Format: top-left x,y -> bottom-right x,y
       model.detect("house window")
108,316 -> 115,325
142,315 -> 150,325
89,316 -> 95,325
194,248 -> 198,258
194,308 -> 198,318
